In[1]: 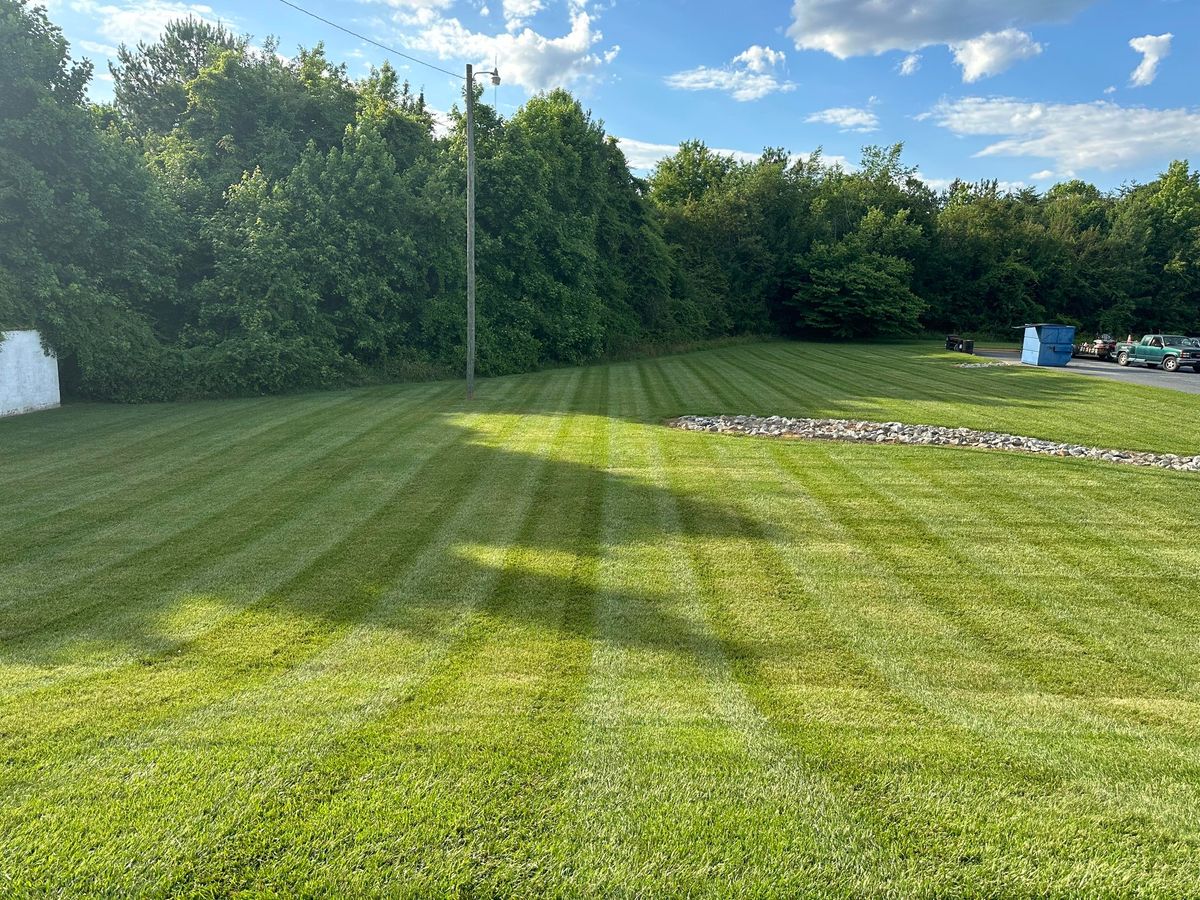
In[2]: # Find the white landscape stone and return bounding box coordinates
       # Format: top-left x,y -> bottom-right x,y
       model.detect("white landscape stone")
668,415 -> 1200,473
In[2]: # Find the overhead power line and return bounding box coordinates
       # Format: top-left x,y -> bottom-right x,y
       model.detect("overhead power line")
274,0 -> 464,80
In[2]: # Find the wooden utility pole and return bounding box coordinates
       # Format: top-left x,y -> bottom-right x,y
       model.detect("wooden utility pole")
465,64 -> 476,400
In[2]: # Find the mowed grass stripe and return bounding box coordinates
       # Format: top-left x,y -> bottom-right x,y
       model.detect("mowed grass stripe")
663,428 -> 1051,892
724,342 -> 1051,432
677,349 -> 1200,701
0,373 -> 566,803
658,359 -> 905,707
0,389 -> 332,462
0,377 -> 533,694
0,400 -> 223,460
662,350 -> 1200,888
158,367 -> 606,895
0,370 -> 591,895
729,343 -> 937,416
662,356 -> 1200,891
0,384 -> 419,562
0,386 -> 415,543
0,381 -> 461,633
660,354 -> 987,719
3,341 -> 1200,896
750,342 -> 1034,412
736,379 -> 1042,696
665,353 -> 1032,707
0,393 -> 283,490
565,359 -> 757,893
732,342 -> 912,416
560,360 -> 882,894
810,453 -> 1143,693
808,445 -> 1200,710
870,449 -> 1200,698
0,391 -> 366,569
745,341 -> 1200,453
788,454 -> 1200,894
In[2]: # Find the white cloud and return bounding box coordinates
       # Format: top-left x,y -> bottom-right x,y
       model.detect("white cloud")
950,29 -> 1041,82
1030,169 -> 1055,180
898,53 -> 921,75
399,10 -> 619,92
616,138 -> 761,170
1129,33 -> 1172,87
1103,85 -> 1116,94
915,172 -> 954,191
732,45 -> 786,73
917,172 -> 1027,192
369,0 -> 453,8
426,105 -> 452,138
502,0 -> 542,30
79,39 -> 119,55
925,96 -> 1200,173
805,105 -> 879,132
787,0 -> 1093,57
665,45 -> 794,101
69,0 -> 222,46
615,138 -> 850,173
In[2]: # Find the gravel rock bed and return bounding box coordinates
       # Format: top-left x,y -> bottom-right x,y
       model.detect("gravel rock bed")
669,415 -> 1200,472
955,361 -> 1019,368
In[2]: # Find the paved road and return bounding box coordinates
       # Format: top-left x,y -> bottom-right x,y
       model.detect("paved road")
976,349 -> 1200,395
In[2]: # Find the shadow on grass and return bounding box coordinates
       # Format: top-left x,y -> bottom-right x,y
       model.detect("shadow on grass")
0,340 -> 1106,674
0,415 -> 768,671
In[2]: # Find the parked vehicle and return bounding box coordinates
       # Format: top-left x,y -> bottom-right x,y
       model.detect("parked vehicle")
1114,334 -> 1200,373
945,334 -> 975,354
1073,334 -> 1118,361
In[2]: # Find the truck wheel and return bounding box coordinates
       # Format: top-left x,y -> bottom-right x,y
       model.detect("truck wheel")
1163,356 -> 1179,373
1194,365 -> 1200,374
1117,351 -> 1130,366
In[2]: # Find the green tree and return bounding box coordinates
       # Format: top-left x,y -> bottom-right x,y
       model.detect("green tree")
0,0 -> 182,400
110,17 -> 243,134
787,208 -> 926,338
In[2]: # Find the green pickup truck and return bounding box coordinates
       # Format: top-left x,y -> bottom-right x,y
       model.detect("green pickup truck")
1114,334 -> 1200,373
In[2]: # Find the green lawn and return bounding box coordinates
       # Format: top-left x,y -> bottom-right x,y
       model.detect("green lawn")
3,341 -> 1200,897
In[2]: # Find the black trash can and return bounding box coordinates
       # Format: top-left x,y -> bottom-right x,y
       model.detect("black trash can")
946,334 -> 961,351
963,340 -> 975,355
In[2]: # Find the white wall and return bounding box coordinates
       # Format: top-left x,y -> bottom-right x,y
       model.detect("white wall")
0,330 -> 61,417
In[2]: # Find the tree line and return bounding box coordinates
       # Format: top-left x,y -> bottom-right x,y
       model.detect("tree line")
3,0 -> 1198,401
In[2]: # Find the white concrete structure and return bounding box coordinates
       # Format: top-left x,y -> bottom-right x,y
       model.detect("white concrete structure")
1,330 -> 61,417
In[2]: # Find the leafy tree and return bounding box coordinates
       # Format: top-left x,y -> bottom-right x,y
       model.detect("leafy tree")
110,17 -> 243,134
7,1 -> 1200,403
922,182 -> 1047,332
648,140 -> 739,206
0,0 -> 182,400
787,208 -> 925,338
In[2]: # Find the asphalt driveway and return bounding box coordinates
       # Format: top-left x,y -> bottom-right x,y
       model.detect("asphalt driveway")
975,349 -> 1200,395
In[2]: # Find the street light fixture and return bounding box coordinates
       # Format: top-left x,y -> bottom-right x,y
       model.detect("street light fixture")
465,63 -> 499,400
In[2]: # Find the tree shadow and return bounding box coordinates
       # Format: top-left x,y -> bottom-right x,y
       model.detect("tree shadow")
0,414 -> 769,673
0,339 -> 1106,678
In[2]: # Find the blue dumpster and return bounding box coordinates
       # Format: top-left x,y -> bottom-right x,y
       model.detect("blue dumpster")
1018,323 -> 1076,367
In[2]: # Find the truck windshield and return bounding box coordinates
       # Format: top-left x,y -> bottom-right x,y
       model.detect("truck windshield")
1163,335 -> 1189,347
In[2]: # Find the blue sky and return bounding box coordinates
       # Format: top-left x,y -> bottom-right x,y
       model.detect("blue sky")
45,0 -> 1200,189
